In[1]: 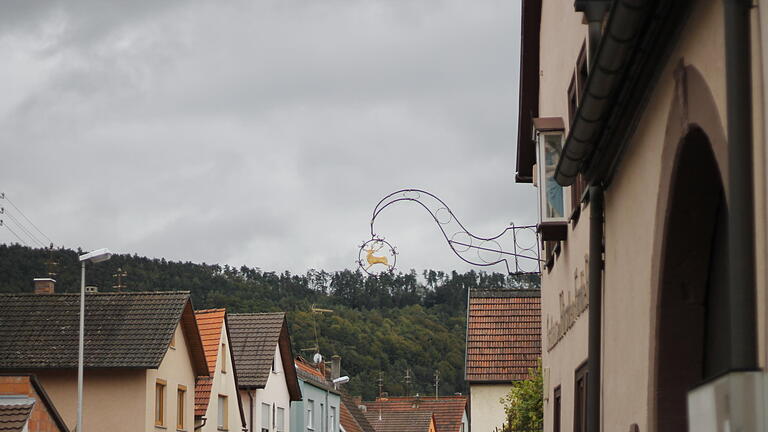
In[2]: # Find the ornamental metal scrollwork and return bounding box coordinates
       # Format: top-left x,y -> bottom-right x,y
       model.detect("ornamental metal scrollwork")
357,188 -> 541,275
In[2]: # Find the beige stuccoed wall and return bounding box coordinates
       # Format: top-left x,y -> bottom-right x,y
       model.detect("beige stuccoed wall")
34,369 -> 146,432
536,3 -> 590,432
536,1 -> 767,432
201,325 -> 243,432
468,384 -> 510,432
146,322 -> 198,432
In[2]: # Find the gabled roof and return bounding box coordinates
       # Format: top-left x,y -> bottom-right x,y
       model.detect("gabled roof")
0,396 -> 34,432
193,310 -> 247,429
340,394 -> 375,432
363,410 -> 434,432
194,309 -> 226,417
465,288 -> 541,382
0,374 -> 69,432
361,397 -> 466,432
0,292 -> 208,375
229,313 -> 301,401
294,358 -> 339,394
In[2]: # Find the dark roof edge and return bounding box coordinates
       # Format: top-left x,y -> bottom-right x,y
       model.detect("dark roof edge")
279,319 -> 303,401
222,313 -> 248,430
515,0 -> 543,183
555,1 -> 694,186
180,299 -> 210,377
469,289 -> 541,298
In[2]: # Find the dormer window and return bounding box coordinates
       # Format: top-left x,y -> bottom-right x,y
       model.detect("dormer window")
533,117 -> 568,243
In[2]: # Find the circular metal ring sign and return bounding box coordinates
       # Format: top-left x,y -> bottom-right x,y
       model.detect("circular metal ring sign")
357,238 -> 397,275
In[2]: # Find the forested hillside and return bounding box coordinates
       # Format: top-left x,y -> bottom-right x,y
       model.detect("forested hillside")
0,244 -> 539,399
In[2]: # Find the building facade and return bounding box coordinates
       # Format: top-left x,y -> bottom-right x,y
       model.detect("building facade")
291,357 -> 341,432
229,313 -> 302,432
516,1 -> 768,431
0,288 -> 209,432
464,287 -> 541,432
194,309 -> 246,432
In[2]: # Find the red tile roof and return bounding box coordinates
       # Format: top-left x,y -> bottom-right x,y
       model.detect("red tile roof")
340,394 -> 375,432
363,410 -> 434,432
465,289 -> 541,382
361,396 -> 466,432
295,359 -> 325,379
194,309 -> 225,416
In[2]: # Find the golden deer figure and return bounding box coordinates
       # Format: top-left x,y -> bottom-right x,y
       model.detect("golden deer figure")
365,242 -> 389,270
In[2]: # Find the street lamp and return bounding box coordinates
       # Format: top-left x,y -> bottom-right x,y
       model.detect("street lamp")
77,248 -> 111,432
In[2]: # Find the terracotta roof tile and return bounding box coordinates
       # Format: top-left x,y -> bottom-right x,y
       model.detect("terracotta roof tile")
340,394 -> 375,432
363,410 -> 433,432
294,359 -> 339,394
194,309 -> 226,416
0,292 -> 195,370
465,289 -> 541,382
361,396 -> 466,432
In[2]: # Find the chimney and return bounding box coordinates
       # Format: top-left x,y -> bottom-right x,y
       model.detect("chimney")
331,355 -> 341,380
33,278 -> 55,294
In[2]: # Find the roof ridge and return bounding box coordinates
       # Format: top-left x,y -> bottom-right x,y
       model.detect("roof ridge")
0,290 -> 191,296
229,312 -> 284,316
195,308 -> 226,314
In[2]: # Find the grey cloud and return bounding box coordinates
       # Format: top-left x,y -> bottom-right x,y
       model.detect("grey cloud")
0,0 -> 531,274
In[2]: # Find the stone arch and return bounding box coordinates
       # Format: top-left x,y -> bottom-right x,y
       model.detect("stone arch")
647,62 -> 729,432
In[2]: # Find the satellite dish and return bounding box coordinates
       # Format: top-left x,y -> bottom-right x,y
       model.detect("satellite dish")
313,353 -> 323,364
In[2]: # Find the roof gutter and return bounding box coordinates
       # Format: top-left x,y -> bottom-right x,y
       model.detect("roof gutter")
555,0 -> 651,186
555,1 -> 694,187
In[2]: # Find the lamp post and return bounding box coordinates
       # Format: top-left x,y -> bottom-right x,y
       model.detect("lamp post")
77,248 -> 111,432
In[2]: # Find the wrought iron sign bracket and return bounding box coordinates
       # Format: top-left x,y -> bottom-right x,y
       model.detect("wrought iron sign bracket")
357,189 -> 541,275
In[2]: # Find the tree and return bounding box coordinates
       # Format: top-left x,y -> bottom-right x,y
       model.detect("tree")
499,360 -> 543,431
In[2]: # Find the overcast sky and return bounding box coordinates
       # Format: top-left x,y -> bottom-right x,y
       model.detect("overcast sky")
0,0 -> 536,275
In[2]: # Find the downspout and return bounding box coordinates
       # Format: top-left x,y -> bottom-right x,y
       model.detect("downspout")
249,391 -> 255,432
724,0 -> 758,371
195,418 -> 207,431
587,185 -> 603,432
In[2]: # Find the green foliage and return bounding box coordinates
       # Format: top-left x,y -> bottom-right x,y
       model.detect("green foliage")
499,360 -> 543,432
0,244 -> 539,400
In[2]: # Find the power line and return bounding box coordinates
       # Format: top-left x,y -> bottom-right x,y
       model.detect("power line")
3,211 -> 46,248
0,193 -> 53,245
1,221 -> 28,246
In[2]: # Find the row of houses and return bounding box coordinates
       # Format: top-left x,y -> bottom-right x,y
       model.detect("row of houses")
0,278 -> 470,432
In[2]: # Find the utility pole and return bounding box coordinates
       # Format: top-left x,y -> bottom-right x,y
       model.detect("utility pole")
112,267 -> 128,291
377,372 -> 384,398
404,368 -> 412,397
433,369 -> 439,400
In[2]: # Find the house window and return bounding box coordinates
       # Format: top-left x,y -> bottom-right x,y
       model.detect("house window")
568,75 -> 578,126
307,400 -> 314,430
177,385 -> 186,430
262,403 -> 271,432
320,403 -> 325,432
329,406 -> 336,432
170,331 -> 176,349
574,363 -> 588,432
553,386 -> 561,432
537,131 -> 566,221
576,42 -> 588,103
155,380 -> 166,427
276,407 -> 285,432
218,395 -> 229,430
221,343 -> 227,373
